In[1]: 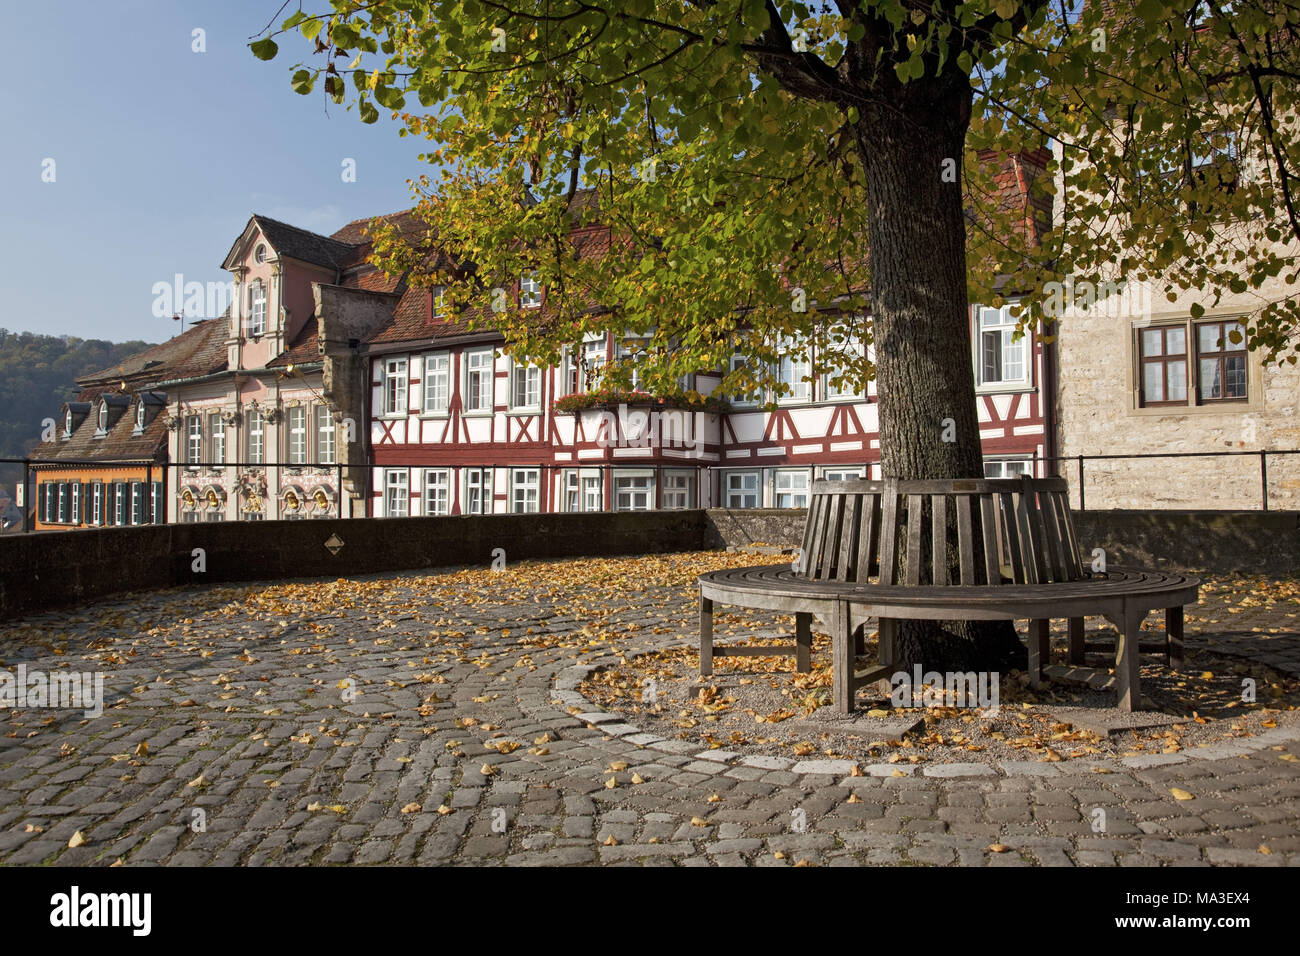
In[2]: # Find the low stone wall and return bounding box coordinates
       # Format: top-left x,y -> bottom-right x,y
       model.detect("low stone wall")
704,507 -> 1300,576
4,507 -> 1296,622
0,510 -> 709,621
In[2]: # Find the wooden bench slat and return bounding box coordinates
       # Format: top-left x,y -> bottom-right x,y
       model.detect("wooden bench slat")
955,494 -> 975,585
819,493 -> 844,579
1056,490 -> 1084,578
904,494 -> 924,586
1038,484 -> 1068,582
931,493 -> 949,586
979,493 -> 1001,585
837,492 -> 862,581
797,493 -> 821,575
857,491 -> 881,584
1013,486 -> 1042,585
878,479 -> 900,586
999,492 -> 1025,583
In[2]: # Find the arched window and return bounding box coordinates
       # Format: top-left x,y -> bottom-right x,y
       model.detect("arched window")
97,401 -> 108,433
254,243 -> 267,263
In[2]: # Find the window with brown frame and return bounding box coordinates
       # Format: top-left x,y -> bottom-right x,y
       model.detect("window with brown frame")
1196,320 -> 1248,403
1138,325 -> 1188,406
1137,319 -> 1249,408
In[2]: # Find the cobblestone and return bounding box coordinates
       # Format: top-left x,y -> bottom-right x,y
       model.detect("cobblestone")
0,556 -> 1296,866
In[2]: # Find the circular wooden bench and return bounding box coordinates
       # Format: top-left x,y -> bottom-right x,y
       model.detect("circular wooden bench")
698,477 -> 1200,713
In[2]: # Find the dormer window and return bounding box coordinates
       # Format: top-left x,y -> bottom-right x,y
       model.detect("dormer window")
520,273 -> 541,309
134,402 -> 146,433
431,286 -> 447,318
96,401 -> 109,435
63,409 -> 73,438
248,281 -> 266,337
255,244 -> 267,264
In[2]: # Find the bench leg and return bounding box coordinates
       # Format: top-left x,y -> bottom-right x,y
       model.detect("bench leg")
795,612 -> 812,673
1116,606 -> 1143,713
1068,617 -> 1086,665
832,601 -> 855,714
854,623 -> 865,657
699,595 -> 713,677
1029,619 -> 1050,689
1166,606 -> 1184,667
878,618 -> 897,669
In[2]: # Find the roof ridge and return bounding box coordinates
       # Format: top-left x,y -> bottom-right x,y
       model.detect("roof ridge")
253,214 -> 360,249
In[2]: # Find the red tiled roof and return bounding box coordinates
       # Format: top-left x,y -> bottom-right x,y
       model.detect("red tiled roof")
79,317 -> 228,388
31,391 -> 169,464
267,316 -> 321,369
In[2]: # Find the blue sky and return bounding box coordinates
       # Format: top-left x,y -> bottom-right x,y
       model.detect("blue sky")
0,0 -> 427,343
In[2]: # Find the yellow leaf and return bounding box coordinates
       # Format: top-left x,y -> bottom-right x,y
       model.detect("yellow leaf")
436,805 -> 452,815
631,773 -> 645,785
690,816 -> 709,827
134,742 -> 148,757
604,835 -> 619,846
988,843 -> 1009,853
609,761 -> 628,771
1170,787 -> 1194,801
400,802 -> 421,814
847,794 -> 862,804
707,793 -> 721,803
480,763 -> 498,776
1279,753 -> 1297,762
68,831 -> 86,848
307,802 -> 323,811
605,777 -> 618,789
187,774 -> 205,788
327,805 -> 346,813
867,709 -> 890,718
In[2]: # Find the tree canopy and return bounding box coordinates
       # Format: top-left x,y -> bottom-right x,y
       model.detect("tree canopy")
256,0 -> 1300,393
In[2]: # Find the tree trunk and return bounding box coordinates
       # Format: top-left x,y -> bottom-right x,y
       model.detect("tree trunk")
852,67 -> 1026,674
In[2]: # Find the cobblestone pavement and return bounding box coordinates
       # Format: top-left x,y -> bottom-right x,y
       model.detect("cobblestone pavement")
1,552 -> 1298,867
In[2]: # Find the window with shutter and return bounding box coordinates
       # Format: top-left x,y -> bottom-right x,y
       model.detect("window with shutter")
151,482 -> 163,523
71,483 -> 81,524
131,483 -> 143,525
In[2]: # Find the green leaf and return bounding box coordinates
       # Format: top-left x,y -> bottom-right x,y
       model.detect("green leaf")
291,69 -> 314,95
249,37 -> 279,61
359,99 -> 379,124
1190,302 -> 1205,319
301,19 -> 324,41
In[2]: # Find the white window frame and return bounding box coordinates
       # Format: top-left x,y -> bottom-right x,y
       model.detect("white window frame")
510,360 -> 541,410
91,482 -> 102,525
615,336 -> 652,392
976,305 -> 1029,388
983,457 -> 1034,479
465,349 -> 494,413
773,469 -> 811,509
97,401 -> 108,434
728,351 -> 761,408
557,347 -> 578,398
614,470 -> 655,512
71,482 -> 81,524
511,468 -> 540,514
316,405 -> 335,464
287,406 -> 307,465
383,357 -> 409,417
821,325 -> 867,401
725,471 -> 760,509
246,409 -> 264,464
464,468 -> 494,515
431,285 -> 447,318
821,466 -> 865,482
423,468 -> 450,516
561,468 -> 603,512
248,280 -> 267,337
776,337 -> 812,404
661,470 -> 695,510
384,469 -> 409,517
186,415 -> 203,465
520,272 -> 541,309
423,353 -> 450,414
134,402 -> 146,433
581,336 -> 607,389
209,412 -> 225,465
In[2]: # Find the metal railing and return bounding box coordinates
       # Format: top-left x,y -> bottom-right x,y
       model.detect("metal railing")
1034,449 -> 1300,511
7,447 -> 1298,532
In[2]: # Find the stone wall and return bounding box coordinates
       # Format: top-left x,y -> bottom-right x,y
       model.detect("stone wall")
4,507 -> 1295,622
0,510 -> 708,622
1050,213 -> 1300,510
704,507 -> 1300,576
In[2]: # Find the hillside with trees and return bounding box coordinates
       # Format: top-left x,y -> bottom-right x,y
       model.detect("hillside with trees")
0,328 -> 155,490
